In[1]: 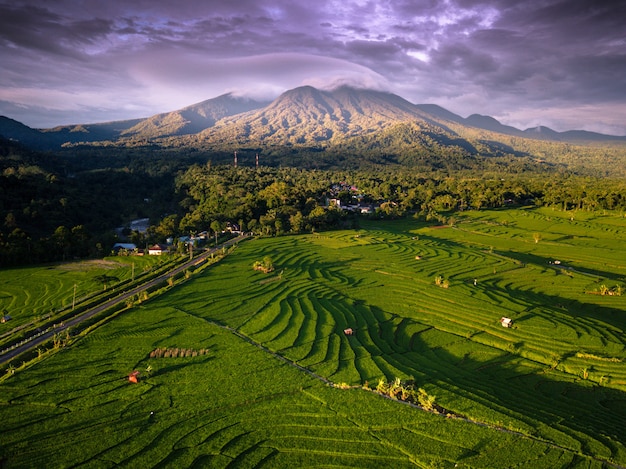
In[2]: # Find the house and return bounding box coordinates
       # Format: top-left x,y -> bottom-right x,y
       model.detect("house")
148,244 -> 168,255
1,314 -> 11,323
225,222 -> 240,234
344,328 -> 354,335
329,198 -> 342,208
128,370 -> 140,383
500,317 -> 513,328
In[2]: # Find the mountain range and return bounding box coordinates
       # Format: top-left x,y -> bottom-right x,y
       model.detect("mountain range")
1,85 -> 624,153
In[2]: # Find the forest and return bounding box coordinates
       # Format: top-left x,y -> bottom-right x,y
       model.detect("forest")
1,135 -> 626,267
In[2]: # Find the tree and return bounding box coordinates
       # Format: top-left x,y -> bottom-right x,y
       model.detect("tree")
252,256 -> 274,273
210,220 -> 222,245
71,225 -> 90,257
289,211 -> 305,233
417,387 -> 437,411
155,214 -> 178,240
53,226 -> 72,261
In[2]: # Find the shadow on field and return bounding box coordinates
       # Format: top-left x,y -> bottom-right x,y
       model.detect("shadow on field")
482,254 -> 626,338
502,285 -> 626,335
390,327 -> 626,461
500,250 -> 624,283
414,233 -> 626,332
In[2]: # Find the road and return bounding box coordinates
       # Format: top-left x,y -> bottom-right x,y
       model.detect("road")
0,234 -> 248,365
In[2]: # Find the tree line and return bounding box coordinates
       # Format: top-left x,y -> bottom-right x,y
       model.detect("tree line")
1,136 -> 626,267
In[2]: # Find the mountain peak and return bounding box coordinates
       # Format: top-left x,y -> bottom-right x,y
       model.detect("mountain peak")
199,84 -> 452,147
524,125 -> 559,137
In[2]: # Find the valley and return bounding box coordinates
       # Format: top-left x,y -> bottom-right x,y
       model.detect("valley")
1,84 -> 626,467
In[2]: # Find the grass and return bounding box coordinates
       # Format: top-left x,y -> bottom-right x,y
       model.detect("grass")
1,207 -> 626,467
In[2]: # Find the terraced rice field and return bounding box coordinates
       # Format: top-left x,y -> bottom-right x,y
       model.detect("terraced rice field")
1,207 -> 625,467
3,298 -> 582,468
0,257 -> 162,330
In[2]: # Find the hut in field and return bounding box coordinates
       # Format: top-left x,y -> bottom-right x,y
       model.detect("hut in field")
344,328 -> 354,336
500,317 -> 513,328
1,314 -> 11,323
128,370 -> 140,383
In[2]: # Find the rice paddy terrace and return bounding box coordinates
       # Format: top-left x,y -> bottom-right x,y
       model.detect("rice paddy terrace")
0,257 -> 163,330
1,207 -> 625,467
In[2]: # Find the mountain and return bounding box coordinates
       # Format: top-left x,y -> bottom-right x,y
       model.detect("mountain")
0,116 -> 53,150
1,86 -> 624,153
414,104 -> 465,124
198,85 -> 454,146
0,93 -> 268,149
120,93 -> 269,139
41,119 -> 142,146
523,125 -> 561,140
465,114 -> 526,137
521,126 -> 626,143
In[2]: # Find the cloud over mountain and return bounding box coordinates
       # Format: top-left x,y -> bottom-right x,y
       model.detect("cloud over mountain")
0,1 -> 624,135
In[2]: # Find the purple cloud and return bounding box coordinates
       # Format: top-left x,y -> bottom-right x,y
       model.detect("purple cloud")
0,0 -> 623,134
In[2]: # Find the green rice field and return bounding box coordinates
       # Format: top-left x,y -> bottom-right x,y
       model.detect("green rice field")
0,256 -> 164,331
1,207 -> 625,467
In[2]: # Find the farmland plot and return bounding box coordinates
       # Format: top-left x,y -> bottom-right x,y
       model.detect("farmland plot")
0,257 -> 162,331
1,292 -> 565,468
1,208 -> 625,467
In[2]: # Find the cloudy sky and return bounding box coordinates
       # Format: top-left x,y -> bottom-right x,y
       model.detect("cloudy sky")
1,0 -> 624,134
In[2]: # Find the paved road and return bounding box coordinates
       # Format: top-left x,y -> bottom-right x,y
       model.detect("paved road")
0,235 -> 248,365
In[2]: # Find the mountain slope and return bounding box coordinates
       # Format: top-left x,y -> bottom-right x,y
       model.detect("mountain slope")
41,119 -> 142,145
0,116 -> 54,150
120,93 -> 269,138
199,86 -> 458,146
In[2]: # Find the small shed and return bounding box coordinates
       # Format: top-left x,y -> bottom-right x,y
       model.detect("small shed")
344,328 -> 354,336
1,314 -> 12,323
128,370 -> 140,383
500,317 -> 513,328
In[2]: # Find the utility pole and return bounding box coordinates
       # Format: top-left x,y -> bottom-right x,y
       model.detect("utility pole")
234,151 -> 238,168
72,284 -> 77,310
255,153 -> 259,169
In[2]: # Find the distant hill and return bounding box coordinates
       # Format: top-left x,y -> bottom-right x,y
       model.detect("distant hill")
465,114 -> 526,137
1,86 -> 624,153
0,116 -> 53,150
120,93 -> 269,139
41,119 -> 142,146
522,126 -> 626,143
0,93 -> 268,149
